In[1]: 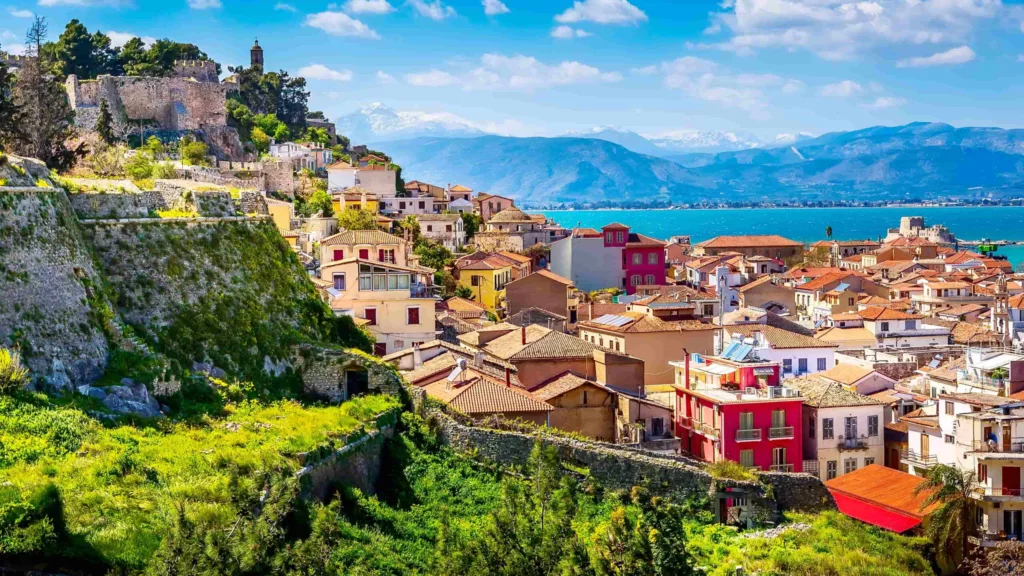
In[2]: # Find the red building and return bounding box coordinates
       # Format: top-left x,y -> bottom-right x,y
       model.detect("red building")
600,223 -> 667,295
671,354 -> 804,472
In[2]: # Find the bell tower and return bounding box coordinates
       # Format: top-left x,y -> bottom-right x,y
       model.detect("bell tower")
992,271 -> 1009,342
250,39 -> 264,71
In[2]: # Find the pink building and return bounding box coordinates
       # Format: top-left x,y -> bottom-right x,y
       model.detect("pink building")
551,223 -> 667,295
671,354 -> 804,472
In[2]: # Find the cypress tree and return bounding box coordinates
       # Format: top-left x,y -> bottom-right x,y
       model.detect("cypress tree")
95,99 -> 114,144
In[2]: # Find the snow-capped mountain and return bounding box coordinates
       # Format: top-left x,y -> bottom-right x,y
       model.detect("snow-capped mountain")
560,126 -> 665,156
645,130 -> 765,154
335,103 -> 486,145
774,132 -> 815,145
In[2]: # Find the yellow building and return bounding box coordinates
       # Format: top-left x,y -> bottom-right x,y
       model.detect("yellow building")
266,198 -> 295,233
455,253 -> 515,316
331,187 -> 379,214
319,258 -> 436,356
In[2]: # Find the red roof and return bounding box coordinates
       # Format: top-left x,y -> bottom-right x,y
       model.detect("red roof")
826,464 -> 938,533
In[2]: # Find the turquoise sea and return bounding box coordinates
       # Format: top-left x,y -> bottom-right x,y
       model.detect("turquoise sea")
540,206 -> 1024,268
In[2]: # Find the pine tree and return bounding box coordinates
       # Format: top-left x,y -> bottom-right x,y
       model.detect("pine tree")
0,44 -> 23,151
11,16 -> 85,170
95,99 -> 114,144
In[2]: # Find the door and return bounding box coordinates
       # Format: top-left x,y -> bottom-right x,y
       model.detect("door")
364,308 -> 377,325
346,370 -> 369,398
845,417 -> 858,441
1003,466 -> 1020,496
1003,427 -> 1012,452
652,418 -> 664,438
1005,510 -> 1023,540
921,434 -> 930,457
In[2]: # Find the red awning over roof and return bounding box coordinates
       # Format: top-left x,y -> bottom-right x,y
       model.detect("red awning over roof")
830,493 -> 922,533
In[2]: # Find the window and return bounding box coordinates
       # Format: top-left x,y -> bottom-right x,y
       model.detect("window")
978,463 -> 988,482
739,412 -> 754,430
798,358 -> 808,374
364,308 -> 377,325
394,339 -> 404,350
359,274 -> 372,290
826,461 -> 837,480
333,249 -> 344,261
606,232 -> 614,243
740,450 -> 754,468
864,457 -> 875,467
808,417 -> 815,438
616,231 -> 624,243
944,434 -> 955,444
648,252 -> 657,264
782,359 -> 793,374
359,249 -> 369,259
844,458 -> 857,475
471,275 -> 480,287
632,253 -> 642,265
645,274 -> 655,285
817,358 -> 827,371
844,416 -> 858,439
630,275 -> 641,286
823,418 -> 834,440
332,273 -> 346,291
427,225 -> 433,232
772,409 -> 786,429
407,307 -> 420,325
772,447 -> 786,466
848,297 -> 854,306
399,201 -> 406,209
446,225 -> 452,232
880,321 -> 890,332
945,401 -> 955,415
582,390 -> 588,405
418,201 -> 425,209
868,415 -> 879,437
906,320 -> 916,330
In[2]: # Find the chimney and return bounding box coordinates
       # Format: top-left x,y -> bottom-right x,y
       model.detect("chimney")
521,325 -> 526,345
505,367 -> 511,387
473,351 -> 484,368
412,342 -> 423,368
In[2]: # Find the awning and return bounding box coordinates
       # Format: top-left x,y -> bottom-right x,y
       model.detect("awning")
829,492 -> 922,533
753,367 -> 775,376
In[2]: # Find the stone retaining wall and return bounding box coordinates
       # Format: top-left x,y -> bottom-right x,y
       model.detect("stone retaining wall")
295,345 -> 406,402
296,409 -> 400,501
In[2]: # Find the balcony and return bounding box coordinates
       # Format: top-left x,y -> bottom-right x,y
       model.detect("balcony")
736,429 -> 762,442
769,426 -> 795,439
901,449 -> 938,468
769,464 -> 794,473
974,485 -> 1024,498
971,438 -> 1024,454
677,416 -> 693,430
837,436 -> 870,451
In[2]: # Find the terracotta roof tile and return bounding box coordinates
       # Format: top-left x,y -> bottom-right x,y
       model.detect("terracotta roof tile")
422,377 -> 553,415
696,235 -> 802,248
826,464 -> 938,520
819,363 -> 877,385
528,371 -> 612,401
321,229 -> 404,246
796,271 -> 857,292
786,376 -> 884,408
723,324 -> 837,349
857,306 -> 922,321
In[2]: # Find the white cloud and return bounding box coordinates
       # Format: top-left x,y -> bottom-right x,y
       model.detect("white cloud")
482,0 -> 509,16
554,0 -> 647,27
298,63 -> 354,81
3,42 -> 27,55
555,0 -> 646,25
896,45 -> 976,67
376,70 -> 396,83
405,69 -> 459,87
704,0 -> 1001,61
305,11 -> 381,38
863,96 -> 906,109
655,56 -> 801,119
408,0 -> 456,20
819,80 -> 863,97
631,64 -> 658,75
107,31 -> 157,48
9,8 -> 32,17
551,25 -> 591,38
187,0 -> 221,8
38,0 -> 129,4
345,0 -> 395,14
405,53 -> 621,92
274,2 -> 297,11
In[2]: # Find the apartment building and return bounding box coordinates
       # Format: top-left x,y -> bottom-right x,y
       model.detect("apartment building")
717,325 -> 838,379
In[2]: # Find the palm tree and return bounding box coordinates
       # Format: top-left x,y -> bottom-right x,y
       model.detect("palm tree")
825,226 -> 833,239
915,464 -> 977,571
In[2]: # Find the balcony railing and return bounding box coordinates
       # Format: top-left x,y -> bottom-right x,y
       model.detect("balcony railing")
802,460 -> 819,476
769,426 -> 795,439
837,435 -> 870,450
736,429 -> 762,442
901,449 -> 938,467
677,416 -> 693,429
769,464 -> 794,473
971,438 -> 1024,454
694,422 -> 720,437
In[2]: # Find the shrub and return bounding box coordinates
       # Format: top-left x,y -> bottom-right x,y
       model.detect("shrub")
706,460 -> 758,482
180,141 -> 210,166
152,163 -> 176,179
125,152 -> 154,182
0,348 -> 29,395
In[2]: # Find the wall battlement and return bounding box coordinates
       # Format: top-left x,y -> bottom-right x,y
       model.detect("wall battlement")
172,60 -> 219,83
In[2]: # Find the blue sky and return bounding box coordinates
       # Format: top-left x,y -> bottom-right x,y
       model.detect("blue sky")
3,0 -> 1024,139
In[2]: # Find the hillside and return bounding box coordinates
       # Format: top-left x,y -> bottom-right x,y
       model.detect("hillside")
385,122 -> 1024,205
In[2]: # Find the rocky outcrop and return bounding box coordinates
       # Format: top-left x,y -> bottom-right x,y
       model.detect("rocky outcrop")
78,378 -> 164,418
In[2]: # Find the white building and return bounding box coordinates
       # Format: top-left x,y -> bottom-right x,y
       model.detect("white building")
787,375 -> 886,481
269,142 -> 332,173
327,163 -> 397,196
550,231 -> 625,293
449,198 -> 473,214
903,393 -> 1024,547
416,213 -> 465,251
857,306 -> 951,348
718,325 -> 838,378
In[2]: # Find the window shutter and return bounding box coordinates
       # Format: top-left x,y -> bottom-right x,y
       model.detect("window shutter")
359,249 -> 369,259
365,308 -> 377,325
333,249 -> 344,261
408,308 -> 420,324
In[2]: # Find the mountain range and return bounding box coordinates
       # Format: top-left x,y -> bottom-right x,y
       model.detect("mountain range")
335,105 -> 1024,206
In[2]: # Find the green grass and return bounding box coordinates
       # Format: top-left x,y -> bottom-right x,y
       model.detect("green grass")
687,511 -> 934,576
0,392 -> 400,570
